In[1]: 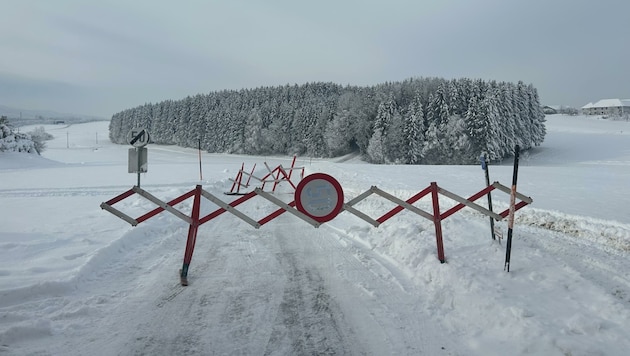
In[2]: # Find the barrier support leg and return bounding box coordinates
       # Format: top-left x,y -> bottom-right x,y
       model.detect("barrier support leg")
431,182 -> 446,263
180,185 -> 202,286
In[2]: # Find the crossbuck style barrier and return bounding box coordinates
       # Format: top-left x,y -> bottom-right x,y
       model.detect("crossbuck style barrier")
101,174 -> 532,286
228,155 -> 304,195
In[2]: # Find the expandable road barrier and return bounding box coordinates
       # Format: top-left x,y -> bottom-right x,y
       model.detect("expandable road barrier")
101,175 -> 531,286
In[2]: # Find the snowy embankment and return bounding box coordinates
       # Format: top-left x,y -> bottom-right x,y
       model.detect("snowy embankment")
1,115 -> 630,355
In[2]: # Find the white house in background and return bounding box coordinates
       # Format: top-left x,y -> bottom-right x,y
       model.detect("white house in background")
581,99 -> 630,116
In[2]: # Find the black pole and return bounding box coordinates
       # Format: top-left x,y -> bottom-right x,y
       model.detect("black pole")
198,138 -> 203,181
504,145 -> 520,272
137,147 -> 142,188
481,154 -> 496,240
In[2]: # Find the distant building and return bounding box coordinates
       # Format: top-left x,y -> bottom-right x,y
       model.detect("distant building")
581,99 -> 630,116
542,105 -> 558,114
543,105 -> 578,115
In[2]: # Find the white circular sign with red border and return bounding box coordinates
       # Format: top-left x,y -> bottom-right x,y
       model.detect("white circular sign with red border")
295,173 -> 344,223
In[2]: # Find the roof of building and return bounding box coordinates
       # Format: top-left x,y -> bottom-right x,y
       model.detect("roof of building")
582,99 -> 630,109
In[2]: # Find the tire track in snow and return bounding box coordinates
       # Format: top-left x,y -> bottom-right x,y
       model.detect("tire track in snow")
263,234 -> 351,355
320,223 -> 451,355
122,213 -> 286,355
260,215 -> 457,355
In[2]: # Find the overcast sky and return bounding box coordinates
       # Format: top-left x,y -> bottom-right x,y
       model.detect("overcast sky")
1,0 -> 628,118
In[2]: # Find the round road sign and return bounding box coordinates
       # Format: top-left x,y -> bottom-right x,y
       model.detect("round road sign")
295,173 -> 344,223
127,128 -> 150,148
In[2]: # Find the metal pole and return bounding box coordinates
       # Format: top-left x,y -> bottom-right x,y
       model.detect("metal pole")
504,145 -> 520,272
430,182 -> 446,263
481,155 -> 496,240
180,185 -> 202,286
137,148 -> 141,187
198,138 -> 203,181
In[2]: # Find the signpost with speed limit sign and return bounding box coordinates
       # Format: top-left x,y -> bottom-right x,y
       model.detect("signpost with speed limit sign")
127,128 -> 150,187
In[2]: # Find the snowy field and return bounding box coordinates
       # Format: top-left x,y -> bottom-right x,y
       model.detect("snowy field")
1,115 -> 629,355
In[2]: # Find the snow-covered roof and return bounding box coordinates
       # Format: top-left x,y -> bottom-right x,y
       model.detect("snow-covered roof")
582,99 -> 630,109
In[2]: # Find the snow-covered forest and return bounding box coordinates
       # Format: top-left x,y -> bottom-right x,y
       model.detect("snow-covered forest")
0,116 -> 46,154
108,77 -> 546,164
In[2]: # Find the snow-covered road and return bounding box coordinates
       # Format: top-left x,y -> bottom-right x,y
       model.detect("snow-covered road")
67,187 -> 462,355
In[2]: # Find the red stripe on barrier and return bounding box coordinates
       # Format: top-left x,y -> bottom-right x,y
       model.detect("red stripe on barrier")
245,163 -> 256,187
440,185 -> 496,220
104,188 -> 136,206
272,169 -> 281,192
283,168 -> 297,190
287,156 -> 296,180
376,185 -> 432,224
258,201 -> 296,226
198,191 -> 257,225
499,200 -> 529,218
230,163 -> 244,193
136,188 -> 197,224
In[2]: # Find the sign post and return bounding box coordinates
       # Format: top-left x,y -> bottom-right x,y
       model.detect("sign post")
504,145 -> 521,272
127,128 -> 150,187
480,154 -> 496,240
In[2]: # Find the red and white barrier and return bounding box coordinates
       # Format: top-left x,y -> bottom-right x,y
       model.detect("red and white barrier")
101,176 -> 532,286
227,156 -> 304,195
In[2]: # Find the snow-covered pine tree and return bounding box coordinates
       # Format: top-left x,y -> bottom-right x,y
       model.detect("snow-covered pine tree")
366,127 -> 386,163
324,92 -> 366,156
479,88 -> 503,160
366,96 -> 402,163
422,84 -> 451,164
495,83 -> 516,157
526,83 -> 546,146
403,93 -> 425,164
465,94 -> 488,161
512,81 -> 531,149
443,114 -> 471,164
325,108 -> 353,157
243,108 -> 265,154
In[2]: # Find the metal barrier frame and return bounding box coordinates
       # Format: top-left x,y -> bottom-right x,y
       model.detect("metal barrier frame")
101,180 -> 532,285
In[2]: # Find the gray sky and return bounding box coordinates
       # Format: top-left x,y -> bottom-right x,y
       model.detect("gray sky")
1,0 -> 628,118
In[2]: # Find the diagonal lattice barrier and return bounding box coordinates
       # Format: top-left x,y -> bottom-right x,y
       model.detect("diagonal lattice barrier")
101,175 -> 532,286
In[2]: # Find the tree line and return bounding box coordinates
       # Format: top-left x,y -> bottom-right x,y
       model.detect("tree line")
108,77 -> 546,164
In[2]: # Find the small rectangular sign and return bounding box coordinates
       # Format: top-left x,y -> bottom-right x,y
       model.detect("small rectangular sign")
128,147 -> 148,173
494,226 -> 503,240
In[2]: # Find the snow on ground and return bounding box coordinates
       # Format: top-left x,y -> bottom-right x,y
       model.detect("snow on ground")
1,115 -> 629,355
